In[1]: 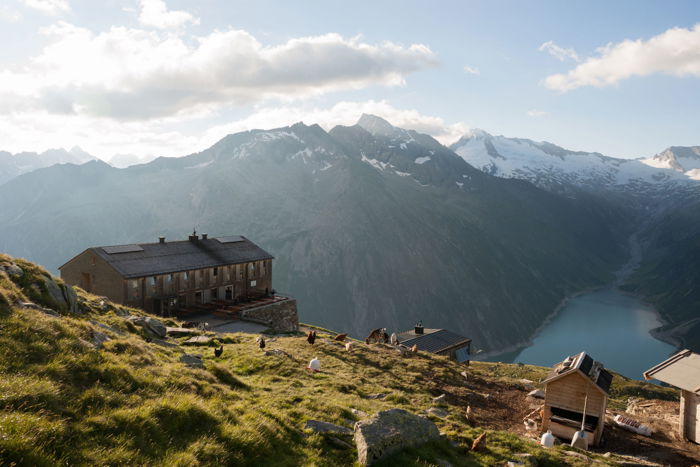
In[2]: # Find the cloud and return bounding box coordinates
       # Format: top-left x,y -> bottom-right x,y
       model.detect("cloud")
526,109 -> 548,117
539,41 -> 579,62
201,100 -> 470,149
544,24 -> 700,92
138,0 -> 198,29
0,6 -> 22,22
0,100 -> 470,160
463,65 -> 480,75
0,23 -> 436,120
21,0 -> 69,15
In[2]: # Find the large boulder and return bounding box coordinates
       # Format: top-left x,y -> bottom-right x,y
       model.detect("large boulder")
354,408 -> 440,465
41,276 -> 79,314
128,316 -> 167,338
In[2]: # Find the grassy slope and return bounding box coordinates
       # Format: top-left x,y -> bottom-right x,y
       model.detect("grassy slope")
0,255 -> 676,466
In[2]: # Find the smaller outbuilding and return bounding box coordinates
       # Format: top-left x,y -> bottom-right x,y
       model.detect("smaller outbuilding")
396,323 -> 471,362
541,352 -> 613,446
644,349 -> 700,444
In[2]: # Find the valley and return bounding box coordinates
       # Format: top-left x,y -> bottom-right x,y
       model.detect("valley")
0,115 -> 697,355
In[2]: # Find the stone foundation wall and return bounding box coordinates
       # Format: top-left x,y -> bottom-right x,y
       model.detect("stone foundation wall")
240,298 -> 299,333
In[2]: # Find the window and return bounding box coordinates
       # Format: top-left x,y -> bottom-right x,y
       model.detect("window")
211,288 -> 218,300
223,266 -> 230,282
164,274 -> 173,294
248,262 -> 255,277
182,271 -> 189,285
213,267 -> 218,277
146,276 -> 157,297
235,264 -> 243,280
128,279 -> 140,300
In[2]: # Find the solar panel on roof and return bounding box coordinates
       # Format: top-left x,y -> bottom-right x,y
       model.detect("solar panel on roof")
216,236 -> 244,244
102,244 -> 144,254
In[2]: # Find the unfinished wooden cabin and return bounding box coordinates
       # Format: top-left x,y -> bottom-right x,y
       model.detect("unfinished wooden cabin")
644,349 -> 700,443
59,232 -> 273,316
541,352 -> 613,446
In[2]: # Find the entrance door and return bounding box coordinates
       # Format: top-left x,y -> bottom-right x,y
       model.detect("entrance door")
225,286 -> 233,300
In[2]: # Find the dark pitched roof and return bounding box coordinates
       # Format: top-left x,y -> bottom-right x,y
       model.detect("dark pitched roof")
397,328 -> 471,353
71,236 -> 273,279
543,352 -> 613,394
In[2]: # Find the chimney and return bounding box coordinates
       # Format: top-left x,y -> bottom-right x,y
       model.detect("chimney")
158,236 -> 166,244
202,233 -> 208,240
415,321 -> 424,335
188,228 -> 198,242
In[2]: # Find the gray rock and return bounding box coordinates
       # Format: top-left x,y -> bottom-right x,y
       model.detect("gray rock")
435,459 -> 453,467
166,327 -> 200,336
17,301 -> 59,316
3,263 -> 23,278
327,436 -> 353,449
527,389 -> 545,399
426,407 -> 449,418
304,419 -> 353,435
42,276 -> 79,314
351,408 -> 369,418
354,408 -> 440,465
509,453 -> 538,466
182,335 -> 213,345
180,353 -> 204,368
128,315 -> 167,338
366,393 -> 386,400
91,330 -> 111,349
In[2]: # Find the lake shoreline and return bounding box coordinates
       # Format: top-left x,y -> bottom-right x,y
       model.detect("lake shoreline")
479,285 -> 679,363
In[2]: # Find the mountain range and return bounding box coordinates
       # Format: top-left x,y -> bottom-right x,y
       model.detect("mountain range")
0,114 -> 638,352
0,147 -> 96,185
0,115 -> 698,351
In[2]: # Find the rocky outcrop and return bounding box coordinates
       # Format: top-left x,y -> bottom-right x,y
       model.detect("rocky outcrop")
179,353 -> 204,368
128,316 -> 167,338
354,408 -> 440,465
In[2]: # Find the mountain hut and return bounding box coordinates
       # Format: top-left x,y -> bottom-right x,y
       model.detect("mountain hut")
541,352 -> 613,446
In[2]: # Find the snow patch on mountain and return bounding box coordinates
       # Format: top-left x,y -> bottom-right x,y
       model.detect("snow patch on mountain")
451,132 -> 698,192
415,156 -> 431,164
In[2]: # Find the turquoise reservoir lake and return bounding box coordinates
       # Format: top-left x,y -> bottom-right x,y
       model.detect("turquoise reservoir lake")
502,289 -> 677,379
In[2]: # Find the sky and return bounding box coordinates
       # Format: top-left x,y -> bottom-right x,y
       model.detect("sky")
1,0 -> 699,162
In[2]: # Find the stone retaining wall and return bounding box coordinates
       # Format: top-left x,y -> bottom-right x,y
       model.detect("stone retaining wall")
240,298 -> 299,333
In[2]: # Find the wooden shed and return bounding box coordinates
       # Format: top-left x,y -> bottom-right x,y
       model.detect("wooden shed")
644,349 -> 700,443
541,352 -> 613,446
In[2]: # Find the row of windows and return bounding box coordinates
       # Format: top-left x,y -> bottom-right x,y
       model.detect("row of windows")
126,260 -> 270,300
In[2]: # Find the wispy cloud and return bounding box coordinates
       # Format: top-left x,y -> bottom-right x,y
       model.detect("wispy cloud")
463,65 -> 480,75
544,24 -> 700,92
526,109 -> 548,118
138,0 -> 198,29
21,0 -> 69,16
539,41 -> 579,62
0,23 -> 437,120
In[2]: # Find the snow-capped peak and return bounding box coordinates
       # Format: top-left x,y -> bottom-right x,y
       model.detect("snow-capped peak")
357,114 -> 399,138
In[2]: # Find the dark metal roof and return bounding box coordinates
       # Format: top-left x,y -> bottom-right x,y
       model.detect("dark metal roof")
543,351 -> 613,394
397,328 -> 471,354
86,236 -> 273,279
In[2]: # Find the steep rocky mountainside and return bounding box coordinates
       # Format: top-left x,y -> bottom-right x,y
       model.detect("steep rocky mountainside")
0,255 -> 694,466
0,147 -> 95,185
0,116 -> 629,352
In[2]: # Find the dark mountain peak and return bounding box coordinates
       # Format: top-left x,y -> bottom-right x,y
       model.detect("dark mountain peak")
357,113 -> 398,138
